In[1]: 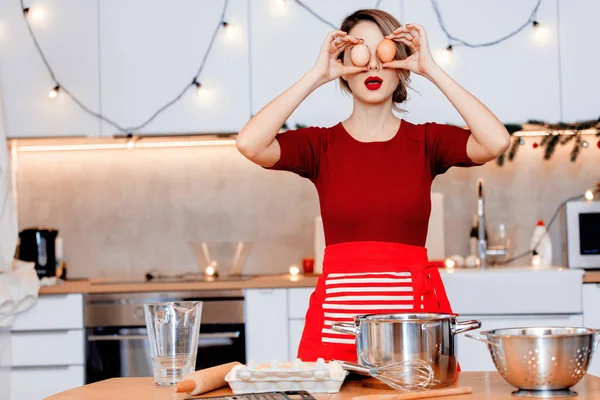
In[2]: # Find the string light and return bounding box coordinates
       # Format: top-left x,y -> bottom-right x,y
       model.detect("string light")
582,140 -> 589,148
20,0 -> 231,133
585,189 -> 595,201
19,0 -> 579,138
48,85 -> 59,99
431,0 -> 543,49
435,45 -> 454,67
532,20 -> 550,45
192,79 -> 203,95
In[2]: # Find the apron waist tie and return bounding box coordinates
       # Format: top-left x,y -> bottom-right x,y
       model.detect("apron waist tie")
410,264 -> 451,312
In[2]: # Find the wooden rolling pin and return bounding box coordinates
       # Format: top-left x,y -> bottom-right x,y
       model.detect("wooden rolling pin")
176,362 -> 241,395
352,386 -> 473,400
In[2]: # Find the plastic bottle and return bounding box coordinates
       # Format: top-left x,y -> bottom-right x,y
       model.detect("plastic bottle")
530,220 -> 553,267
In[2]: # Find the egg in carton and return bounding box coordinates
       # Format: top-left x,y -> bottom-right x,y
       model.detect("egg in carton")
225,358 -> 347,394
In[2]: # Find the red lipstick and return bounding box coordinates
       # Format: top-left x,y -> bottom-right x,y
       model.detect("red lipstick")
364,76 -> 383,90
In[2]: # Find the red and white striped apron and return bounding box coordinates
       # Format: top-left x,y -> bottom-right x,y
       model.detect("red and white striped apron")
297,241 -> 454,363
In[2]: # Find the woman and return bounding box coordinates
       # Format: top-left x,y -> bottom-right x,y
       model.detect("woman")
237,9 -> 509,362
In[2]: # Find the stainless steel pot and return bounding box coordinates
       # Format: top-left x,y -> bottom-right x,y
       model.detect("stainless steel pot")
331,313 -> 481,389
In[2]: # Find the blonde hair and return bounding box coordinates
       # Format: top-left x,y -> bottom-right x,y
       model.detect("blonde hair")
338,9 -> 412,108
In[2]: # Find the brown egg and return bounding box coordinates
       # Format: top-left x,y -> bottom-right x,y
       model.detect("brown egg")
350,44 -> 370,67
377,39 -> 396,63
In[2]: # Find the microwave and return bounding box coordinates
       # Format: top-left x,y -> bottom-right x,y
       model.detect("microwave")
566,200 -> 600,269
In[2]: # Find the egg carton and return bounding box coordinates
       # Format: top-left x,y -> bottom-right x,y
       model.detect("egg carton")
225,358 -> 347,394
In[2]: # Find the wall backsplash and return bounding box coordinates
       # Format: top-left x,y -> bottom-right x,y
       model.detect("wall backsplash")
16,136 -> 600,279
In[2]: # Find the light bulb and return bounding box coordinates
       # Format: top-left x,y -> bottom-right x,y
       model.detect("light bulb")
271,0 -> 288,15
205,265 -> 216,276
48,85 -> 59,99
30,7 -> 44,20
532,21 -> 550,45
436,45 -> 454,67
585,189 -> 595,201
531,254 -> 541,266
444,258 -> 456,269
222,21 -> 240,42
289,265 -> 300,276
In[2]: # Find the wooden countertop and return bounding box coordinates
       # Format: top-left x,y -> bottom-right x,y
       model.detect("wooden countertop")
583,271 -> 600,283
45,372 -> 600,399
39,274 -> 320,294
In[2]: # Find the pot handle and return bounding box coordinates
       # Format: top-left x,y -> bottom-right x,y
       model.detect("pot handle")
465,333 -> 500,347
331,322 -> 358,336
451,319 -> 481,335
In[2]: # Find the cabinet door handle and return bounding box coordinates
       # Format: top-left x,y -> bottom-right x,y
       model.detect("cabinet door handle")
199,332 -> 240,339
87,334 -> 147,342
88,332 -> 240,342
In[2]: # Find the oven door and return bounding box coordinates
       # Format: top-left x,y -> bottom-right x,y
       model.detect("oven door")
86,324 -> 245,383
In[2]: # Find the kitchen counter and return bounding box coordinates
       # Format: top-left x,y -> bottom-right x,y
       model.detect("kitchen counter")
45,372 -> 600,399
39,266 -> 596,295
39,274 -> 320,294
583,271 -> 600,283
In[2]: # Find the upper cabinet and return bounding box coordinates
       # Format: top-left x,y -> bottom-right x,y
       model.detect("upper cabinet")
0,0 -> 101,137
558,0 -> 600,122
0,0 -> 597,138
98,0 -> 250,136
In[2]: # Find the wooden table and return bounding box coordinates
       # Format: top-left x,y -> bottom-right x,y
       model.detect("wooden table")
46,372 -> 600,399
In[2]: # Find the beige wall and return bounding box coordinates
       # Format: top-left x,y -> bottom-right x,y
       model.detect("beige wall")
15,137 -> 599,279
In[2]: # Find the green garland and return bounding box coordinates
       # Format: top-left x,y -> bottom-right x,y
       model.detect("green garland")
497,118 -> 600,165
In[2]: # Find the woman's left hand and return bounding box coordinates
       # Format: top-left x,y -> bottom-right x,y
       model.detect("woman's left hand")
382,23 -> 439,78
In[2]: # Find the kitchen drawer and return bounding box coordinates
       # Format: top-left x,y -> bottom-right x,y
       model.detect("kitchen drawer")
10,364 -> 84,400
11,294 -> 83,331
288,288 -> 312,319
457,314 -> 583,372
288,319 -> 304,361
12,329 -> 84,367
245,289 -> 288,362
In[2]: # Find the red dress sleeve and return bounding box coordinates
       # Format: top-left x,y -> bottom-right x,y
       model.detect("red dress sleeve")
424,122 -> 480,176
265,126 -> 324,181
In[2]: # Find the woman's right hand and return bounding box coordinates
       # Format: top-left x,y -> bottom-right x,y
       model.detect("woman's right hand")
309,30 -> 367,85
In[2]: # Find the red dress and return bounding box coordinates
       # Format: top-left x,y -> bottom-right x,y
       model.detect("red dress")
267,120 -> 479,362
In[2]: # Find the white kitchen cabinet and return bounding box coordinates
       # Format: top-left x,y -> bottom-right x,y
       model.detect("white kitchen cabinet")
0,0 -> 101,137
288,319 -> 304,361
10,365 -> 84,400
244,289 -> 289,362
457,314 -> 583,372
10,294 -> 84,400
583,284 -> 600,377
287,288 -> 313,360
98,0 -> 250,136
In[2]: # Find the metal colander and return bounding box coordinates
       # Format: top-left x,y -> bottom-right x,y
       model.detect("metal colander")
468,327 -> 600,398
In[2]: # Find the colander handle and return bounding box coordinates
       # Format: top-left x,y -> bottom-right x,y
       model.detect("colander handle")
594,332 -> 600,352
465,333 -> 499,347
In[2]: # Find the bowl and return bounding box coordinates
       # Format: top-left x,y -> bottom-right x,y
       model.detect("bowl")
189,241 -> 252,277
468,327 -> 600,398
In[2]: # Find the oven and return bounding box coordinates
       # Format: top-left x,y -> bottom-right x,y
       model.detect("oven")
84,290 -> 246,383
566,199 -> 600,269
